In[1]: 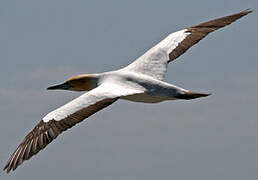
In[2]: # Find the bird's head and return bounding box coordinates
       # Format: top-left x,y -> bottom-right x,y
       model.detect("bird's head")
47,74 -> 98,91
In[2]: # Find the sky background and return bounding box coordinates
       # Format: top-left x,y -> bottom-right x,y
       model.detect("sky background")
0,0 -> 258,179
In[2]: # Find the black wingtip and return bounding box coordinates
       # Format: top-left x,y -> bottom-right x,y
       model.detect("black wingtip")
3,160 -> 10,173
243,8 -> 253,13
3,165 -> 10,174
238,9 -> 253,17
3,164 -> 7,172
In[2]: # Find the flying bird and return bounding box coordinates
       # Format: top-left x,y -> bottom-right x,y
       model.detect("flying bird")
4,10 -> 252,173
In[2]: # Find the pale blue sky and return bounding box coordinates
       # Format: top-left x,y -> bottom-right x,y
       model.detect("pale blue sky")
1,0 -> 258,179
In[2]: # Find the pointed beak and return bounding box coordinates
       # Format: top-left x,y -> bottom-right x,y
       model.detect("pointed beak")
47,82 -> 72,90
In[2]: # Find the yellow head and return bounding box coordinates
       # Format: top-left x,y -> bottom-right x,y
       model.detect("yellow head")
47,74 -> 98,91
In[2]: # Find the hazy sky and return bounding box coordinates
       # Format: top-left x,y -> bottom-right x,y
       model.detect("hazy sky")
1,0 -> 258,179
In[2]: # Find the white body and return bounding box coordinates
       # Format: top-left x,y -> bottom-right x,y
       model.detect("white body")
98,70 -> 187,103
5,10 -> 251,173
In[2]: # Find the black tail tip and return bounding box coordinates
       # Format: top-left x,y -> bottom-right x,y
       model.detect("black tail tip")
176,91 -> 211,100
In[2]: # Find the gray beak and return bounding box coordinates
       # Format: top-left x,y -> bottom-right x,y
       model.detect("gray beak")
47,82 -> 72,90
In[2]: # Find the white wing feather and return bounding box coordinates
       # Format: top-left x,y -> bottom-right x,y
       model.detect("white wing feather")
43,82 -> 143,122
124,29 -> 189,80
124,10 -> 252,81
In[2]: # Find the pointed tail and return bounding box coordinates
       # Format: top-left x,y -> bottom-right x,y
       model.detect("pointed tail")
175,91 -> 211,100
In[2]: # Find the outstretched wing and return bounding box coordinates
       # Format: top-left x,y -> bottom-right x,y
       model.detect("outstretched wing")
125,10 -> 252,80
4,83 -> 143,173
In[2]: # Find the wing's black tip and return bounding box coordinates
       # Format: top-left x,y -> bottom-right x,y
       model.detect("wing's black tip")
242,8 -> 253,13
3,159 -> 11,173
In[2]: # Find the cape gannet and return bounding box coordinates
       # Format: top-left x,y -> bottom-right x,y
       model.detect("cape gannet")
4,10 -> 252,173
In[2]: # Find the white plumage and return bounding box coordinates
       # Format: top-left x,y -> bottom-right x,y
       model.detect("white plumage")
4,10 -> 252,173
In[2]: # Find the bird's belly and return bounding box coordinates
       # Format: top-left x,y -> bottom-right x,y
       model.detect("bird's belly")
121,93 -> 176,103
